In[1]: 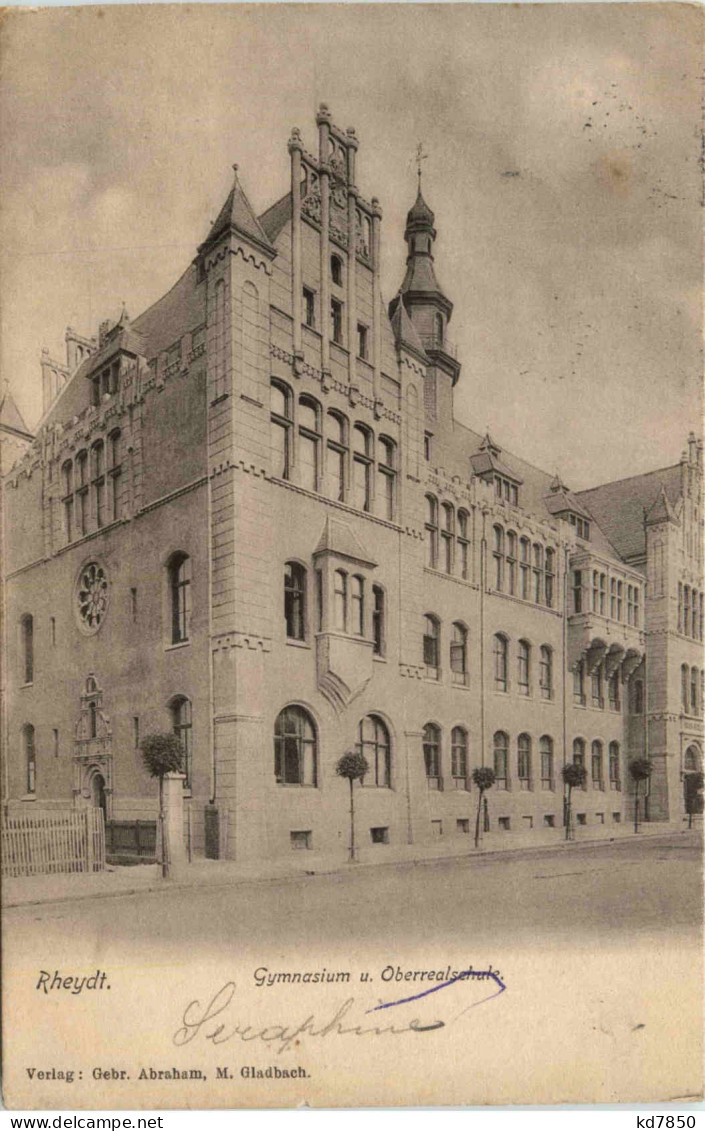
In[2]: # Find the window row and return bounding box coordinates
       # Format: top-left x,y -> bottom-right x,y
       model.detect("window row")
491,732 -> 557,791
423,617 -> 472,684
275,708 -> 391,787
492,635 -> 554,698
571,738 -> 623,790
425,496 -> 471,579
491,526 -> 556,608
681,665 -> 704,717
572,569 -> 641,626
302,287 -> 370,360
61,431 -> 122,543
271,381 -> 397,519
677,584 -> 704,640
284,562 -> 386,656
572,661 -> 624,711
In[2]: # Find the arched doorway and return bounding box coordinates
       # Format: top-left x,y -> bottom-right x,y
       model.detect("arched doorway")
91,772 -> 107,819
683,746 -> 703,820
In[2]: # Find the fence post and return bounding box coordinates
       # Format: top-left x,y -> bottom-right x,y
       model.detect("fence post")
86,809 -> 95,873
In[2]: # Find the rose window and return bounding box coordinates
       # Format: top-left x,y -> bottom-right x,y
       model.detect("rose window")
76,562 -> 109,632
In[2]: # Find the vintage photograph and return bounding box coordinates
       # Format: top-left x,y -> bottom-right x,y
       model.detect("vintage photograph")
1,2 -> 702,1110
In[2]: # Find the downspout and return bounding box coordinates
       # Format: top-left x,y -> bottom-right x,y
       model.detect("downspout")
562,544 -> 569,771
479,510 -> 487,767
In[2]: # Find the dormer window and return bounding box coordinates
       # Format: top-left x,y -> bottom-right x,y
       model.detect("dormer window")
568,513 -> 590,540
495,476 -> 518,506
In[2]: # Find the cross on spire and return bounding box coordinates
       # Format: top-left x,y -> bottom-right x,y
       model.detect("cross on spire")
415,142 -> 429,184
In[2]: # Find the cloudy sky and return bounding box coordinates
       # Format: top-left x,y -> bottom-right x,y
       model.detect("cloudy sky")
1,3 -> 701,488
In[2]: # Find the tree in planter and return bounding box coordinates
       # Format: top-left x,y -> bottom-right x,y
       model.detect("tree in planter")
471,767 -> 496,849
336,751 -> 369,863
686,771 -> 704,830
629,758 -> 653,834
140,733 -> 183,879
562,762 -> 588,841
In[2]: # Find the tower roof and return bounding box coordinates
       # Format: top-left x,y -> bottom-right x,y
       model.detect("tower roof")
397,182 -> 452,317
389,293 -> 428,361
199,165 -> 275,257
0,383 -> 33,440
405,184 -> 435,232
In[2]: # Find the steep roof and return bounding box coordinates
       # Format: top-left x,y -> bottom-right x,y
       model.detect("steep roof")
389,294 -> 428,362
576,464 -> 683,561
313,515 -> 377,567
200,167 -> 275,256
0,384 -> 33,440
543,475 -> 593,521
259,192 -> 292,243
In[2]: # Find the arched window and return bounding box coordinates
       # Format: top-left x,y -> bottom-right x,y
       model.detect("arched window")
357,714 -> 391,788
20,614 -> 33,684
284,562 -> 306,641
517,734 -> 532,790
89,700 -> 98,739
168,553 -> 191,644
298,396 -> 321,493
519,537 -> 530,599
494,633 -> 508,692
330,254 -> 343,286
573,737 -> 586,769
422,723 -> 441,787
62,459 -> 74,542
532,544 -> 543,604
274,705 -> 317,786
691,667 -> 698,716
423,615 -> 440,679
506,531 -> 516,595
108,430 -> 121,522
441,503 -> 455,574
451,726 -> 468,783
608,670 -> 620,711
545,548 -> 555,608
171,696 -> 192,788
630,677 -> 644,714
591,740 -> 604,789
493,731 -> 509,790
23,724 -> 36,794
351,575 -> 365,636
450,622 -> 468,686
517,640 -> 531,696
591,665 -> 604,709
378,437 -> 396,521
458,509 -> 470,580
352,425 -> 372,512
609,742 -> 621,790
334,569 -> 348,632
76,450 -> 89,535
372,585 -> 385,656
92,440 -> 105,530
684,746 -> 700,772
425,495 -> 438,569
540,736 -> 554,790
539,645 -> 553,699
326,410 -> 347,502
682,664 -> 690,713
492,525 -> 504,591
271,380 -> 293,480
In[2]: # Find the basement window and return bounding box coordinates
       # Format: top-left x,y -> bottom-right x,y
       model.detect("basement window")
456,819 -> 470,835
543,815 -> 555,828
290,830 -> 312,850
370,826 -> 389,845
498,817 -> 511,831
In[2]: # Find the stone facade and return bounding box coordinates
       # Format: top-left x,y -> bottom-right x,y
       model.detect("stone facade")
2,106 -> 702,862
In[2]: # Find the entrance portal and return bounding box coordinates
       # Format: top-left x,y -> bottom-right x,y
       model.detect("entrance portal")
91,772 -> 107,819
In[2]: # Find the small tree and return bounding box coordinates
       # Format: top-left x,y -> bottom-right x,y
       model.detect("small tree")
686,771 -> 704,830
629,758 -> 653,834
471,767 -> 496,848
140,733 -> 183,878
336,750 -> 369,862
562,762 -> 587,841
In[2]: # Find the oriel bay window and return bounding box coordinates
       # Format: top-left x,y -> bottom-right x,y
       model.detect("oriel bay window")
356,714 -> 391,787
271,380 -> 293,480
274,706 -> 317,786
423,615 -> 440,679
351,575 -> 365,636
284,562 -> 306,641
423,723 -> 441,788
451,727 -> 468,785
334,570 -> 349,632
352,425 -> 372,512
326,411 -> 347,502
298,396 -> 321,492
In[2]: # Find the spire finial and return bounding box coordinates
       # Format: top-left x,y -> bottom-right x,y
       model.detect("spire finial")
415,141 -> 428,186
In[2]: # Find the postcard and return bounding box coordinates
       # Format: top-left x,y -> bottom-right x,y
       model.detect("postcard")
1,2 -> 702,1110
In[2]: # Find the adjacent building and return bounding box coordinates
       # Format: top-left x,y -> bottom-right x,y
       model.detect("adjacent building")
3,106 -> 702,861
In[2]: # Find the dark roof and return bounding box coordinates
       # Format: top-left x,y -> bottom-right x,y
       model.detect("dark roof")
0,385 -> 33,439
259,192 -> 292,243
389,294 -> 427,361
576,464 -> 683,560
200,168 -> 275,256
313,515 -> 377,567
406,185 -> 435,231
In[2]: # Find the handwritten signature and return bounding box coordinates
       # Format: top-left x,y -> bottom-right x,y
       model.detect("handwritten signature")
173,970 -> 506,1055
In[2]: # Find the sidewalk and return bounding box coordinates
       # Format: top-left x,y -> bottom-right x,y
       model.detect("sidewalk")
3,820 -> 700,909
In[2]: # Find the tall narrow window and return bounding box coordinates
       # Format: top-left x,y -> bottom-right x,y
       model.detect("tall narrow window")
591,740 -> 604,790
520,538 -> 530,599
20,614 -> 33,684
592,571 -> 600,613
693,593 -> 698,638
608,670 -> 620,711
494,633 -> 508,692
378,437 -> 396,521
450,622 -> 468,686
334,570 -> 348,633
684,587 -> 691,636
423,615 -> 440,679
573,738 -> 586,785
492,525 -> 504,590
326,411 -> 347,502
458,510 -> 470,580
351,425 -> 372,512
572,569 -> 583,613
357,323 -> 369,360
539,645 -> 553,699
357,714 -> 391,788
682,664 -> 690,712
532,544 -> 543,604
108,430 -> 121,521
596,573 -> 604,615
609,742 -> 621,790
517,734 -> 532,790
331,255 -> 343,286
351,575 -> 365,636
543,547 -> 555,608
24,724 -> 36,794
169,553 -> 191,644
631,678 -> 644,714
540,736 -> 554,790
62,460 -> 73,543
331,298 -> 343,344
678,582 -> 683,632
634,585 -> 640,628
298,396 -> 321,493
284,562 -> 306,641
372,585 -> 385,656
517,640 -> 531,696
591,666 -> 604,709
423,723 -> 441,787
76,451 -> 89,536
610,578 -> 617,620
303,287 -> 316,328
274,705 -> 317,786
92,440 -> 105,530
573,659 -> 586,705
271,380 -> 293,480
493,731 -> 509,790
425,495 -> 438,569
690,666 -> 698,715
616,580 -> 623,621
451,726 -> 468,784
171,696 -> 193,789
441,503 -> 455,574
